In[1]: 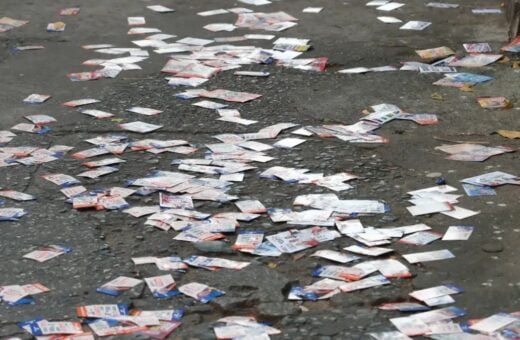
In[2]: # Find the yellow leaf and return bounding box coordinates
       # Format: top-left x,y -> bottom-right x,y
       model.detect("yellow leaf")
431,93 -> 443,101
498,56 -> 510,64
497,130 -> 520,139
459,84 -> 474,92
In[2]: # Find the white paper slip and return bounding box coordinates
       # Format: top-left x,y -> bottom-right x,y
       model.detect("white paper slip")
340,275 -> 390,292
193,101 -> 228,110
147,5 -> 175,13
220,173 -> 244,182
403,249 -> 455,264
368,331 -> 412,340
377,16 -> 402,23
23,94 -> 51,103
338,67 -> 370,74
344,245 -> 394,256
128,27 -> 161,35
128,17 -> 146,25
126,107 -> 163,116
400,21 -> 432,30
407,202 -> 452,216
336,219 -> 364,235
146,33 -> 177,40
167,77 -> 209,87
218,116 -> 258,126
469,313 -> 518,334
426,322 -> 463,335
472,8 -> 502,14
216,109 -> 240,118
311,250 -> 360,263
244,34 -> 275,40
461,171 -> 519,187
390,317 -> 429,336
442,226 -> 474,240
119,121 -> 162,133
291,128 -> 313,136
228,7 -> 253,14
273,138 -> 306,148
235,200 -> 266,214
411,307 -> 465,323
238,0 -> 271,5
427,2 -> 459,8
388,223 -> 431,235
234,71 -> 270,77
60,186 -> 87,198
399,231 -> 441,246
78,166 -> 118,179
197,9 -> 229,16
303,7 -> 323,13
408,185 -> 458,195
377,2 -> 405,11
204,23 -> 237,32
177,37 -> 214,46
367,1 -> 389,6
357,228 -> 390,242
409,284 -> 463,301
424,294 -> 455,307
238,141 -> 272,152
440,206 -> 480,220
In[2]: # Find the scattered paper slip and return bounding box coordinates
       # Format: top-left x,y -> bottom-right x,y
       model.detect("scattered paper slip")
147,5 -> 175,13
377,16 -> 402,23
402,249 -> 455,264
442,226 -> 474,241
400,21 -> 431,30
303,7 -> 323,13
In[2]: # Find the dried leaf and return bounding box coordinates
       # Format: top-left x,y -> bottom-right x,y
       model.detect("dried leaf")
497,130 -> 520,139
431,92 -> 443,101
459,84 -> 474,92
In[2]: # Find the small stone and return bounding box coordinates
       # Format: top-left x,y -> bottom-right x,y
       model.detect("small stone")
317,321 -> 348,336
435,176 -> 447,185
381,215 -> 399,222
257,302 -> 301,318
193,241 -> 233,254
185,305 -> 213,314
294,317 -> 307,324
481,241 -> 504,253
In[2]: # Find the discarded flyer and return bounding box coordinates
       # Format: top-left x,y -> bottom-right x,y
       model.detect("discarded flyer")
178,282 -> 224,303
232,230 -> 264,251
184,255 -> 250,270
477,97 -> 512,109
23,245 -> 72,262
147,5 -> 175,13
119,121 -> 163,133
96,276 -> 142,296
462,183 -> 496,196
402,249 -> 455,264
311,250 -> 360,263
144,275 -> 178,298
235,199 -> 266,213
0,190 -> 35,201
442,226 -> 474,241
23,94 -> 51,104
400,21 -> 431,30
